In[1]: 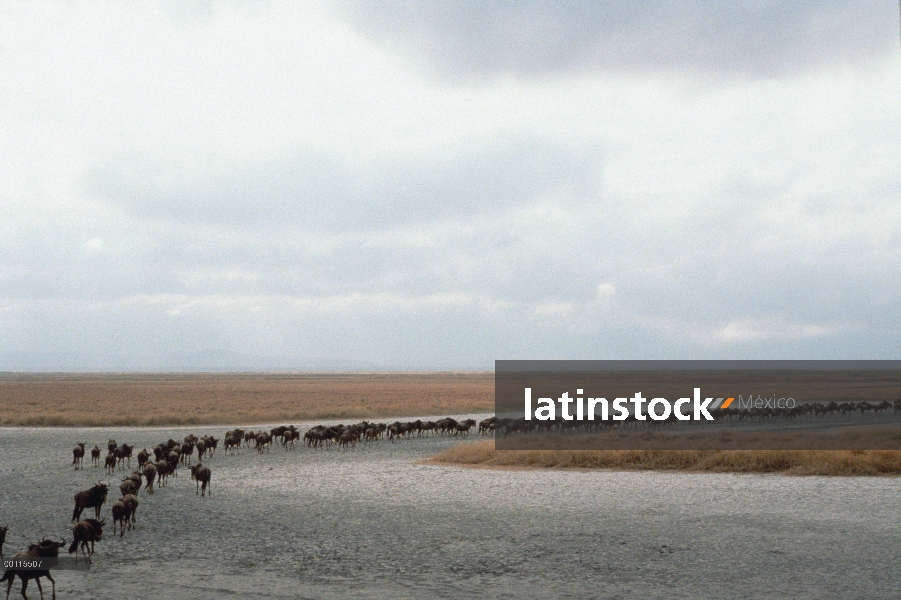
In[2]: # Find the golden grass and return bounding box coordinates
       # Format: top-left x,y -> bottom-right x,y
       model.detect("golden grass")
425,440 -> 901,476
0,372 -> 492,426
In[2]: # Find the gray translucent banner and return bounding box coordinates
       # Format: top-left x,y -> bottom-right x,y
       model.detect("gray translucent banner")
495,360 -> 901,450
2,557 -> 90,571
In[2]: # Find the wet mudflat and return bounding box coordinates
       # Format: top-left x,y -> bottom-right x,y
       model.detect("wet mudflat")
1,418 -> 900,599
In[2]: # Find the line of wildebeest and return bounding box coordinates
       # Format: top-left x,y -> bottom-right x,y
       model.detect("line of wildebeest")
1,415 -> 491,600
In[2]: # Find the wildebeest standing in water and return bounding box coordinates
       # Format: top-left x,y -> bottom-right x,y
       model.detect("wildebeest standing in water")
0,525 -> 7,558
72,482 -> 108,522
188,463 -> 212,497
1,538 -> 66,600
69,518 -> 104,564
91,445 -> 101,467
72,443 -> 86,470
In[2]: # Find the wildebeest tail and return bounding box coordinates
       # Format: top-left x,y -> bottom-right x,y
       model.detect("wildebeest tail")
68,539 -> 79,554
0,569 -> 12,583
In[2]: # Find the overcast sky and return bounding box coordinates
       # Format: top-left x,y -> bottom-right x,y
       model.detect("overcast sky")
1,1 -> 899,370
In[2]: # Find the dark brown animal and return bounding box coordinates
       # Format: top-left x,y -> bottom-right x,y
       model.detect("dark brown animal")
114,444 -> 134,470
90,445 -> 101,467
69,519 -> 104,564
143,463 -> 157,494
72,483 -> 108,522
1,538 -> 66,600
0,526 -> 7,558
72,443 -> 86,470
224,434 -> 240,455
119,480 -> 139,497
122,494 -> 138,529
155,460 -> 172,487
195,440 -> 206,461
203,436 -> 218,456
111,500 -> 129,537
188,463 -> 212,497
167,452 -> 180,478
104,452 -> 117,475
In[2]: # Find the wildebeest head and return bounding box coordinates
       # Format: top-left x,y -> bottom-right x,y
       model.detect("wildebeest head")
30,538 -> 66,556
85,518 -> 105,540
92,482 -> 109,503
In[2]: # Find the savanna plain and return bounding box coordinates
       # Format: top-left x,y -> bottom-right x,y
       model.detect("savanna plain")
1,373 -> 899,599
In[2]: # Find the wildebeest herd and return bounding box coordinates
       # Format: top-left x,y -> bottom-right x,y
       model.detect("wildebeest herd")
2,416 -> 488,599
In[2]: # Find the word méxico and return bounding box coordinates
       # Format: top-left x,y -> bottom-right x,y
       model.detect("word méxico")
523,388 -> 734,422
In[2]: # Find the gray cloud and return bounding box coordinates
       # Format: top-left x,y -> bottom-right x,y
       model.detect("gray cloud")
85,137 -> 603,231
342,1 -> 897,77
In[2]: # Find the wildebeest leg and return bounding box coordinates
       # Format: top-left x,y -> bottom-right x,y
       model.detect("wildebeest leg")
6,575 -> 14,600
45,573 -> 55,600
34,576 -> 42,600
19,578 -> 28,600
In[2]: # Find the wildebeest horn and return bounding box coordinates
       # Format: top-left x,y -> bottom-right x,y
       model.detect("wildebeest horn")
98,518 -> 106,525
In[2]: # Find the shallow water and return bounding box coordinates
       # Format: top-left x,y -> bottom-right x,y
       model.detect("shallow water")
1,418 -> 899,599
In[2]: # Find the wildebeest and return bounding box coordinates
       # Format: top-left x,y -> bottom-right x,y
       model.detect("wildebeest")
111,499 -> 129,537
0,525 -> 7,558
69,518 -> 104,564
167,451 -> 180,477
115,444 -> 134,470
155,460 -> 172,487
143,462 -> 157,494
72,482 -> 108,522
180,442 -> 193,465
137,448 -> 150,468
282,429 -> 299,450
107,439 -> 117,453
254,432 -> 271,453
122,494 -> 138,530
119,479 -> 139,498
204,436 -> 218,456
188,463 -> 212,497
90,445 -> 101,467
104,452 -> 117,475
337,430 -> 357,451
195,439 -> 206,461
224,434 -> 240,455
72,443 -> 86,470
1,537 -> 66,600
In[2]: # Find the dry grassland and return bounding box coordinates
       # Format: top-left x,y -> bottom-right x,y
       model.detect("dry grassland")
426,440 -> 901,476
0,372 -> 493,426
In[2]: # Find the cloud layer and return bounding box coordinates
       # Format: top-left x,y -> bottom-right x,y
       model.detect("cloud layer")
1,2 -> 899,370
